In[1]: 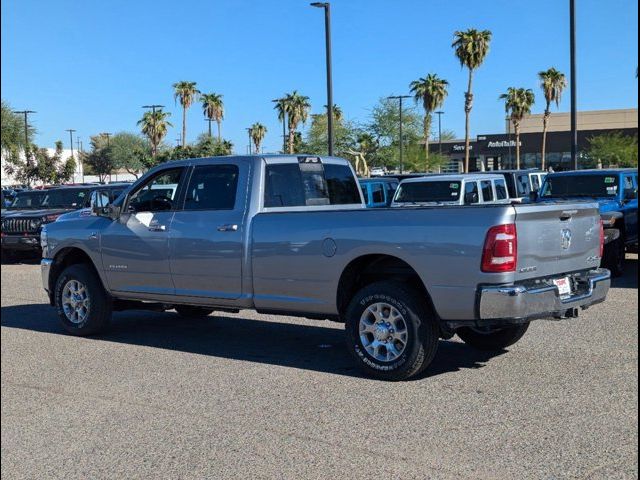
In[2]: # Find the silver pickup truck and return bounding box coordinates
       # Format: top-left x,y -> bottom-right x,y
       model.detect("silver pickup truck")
41,155 -> 610,380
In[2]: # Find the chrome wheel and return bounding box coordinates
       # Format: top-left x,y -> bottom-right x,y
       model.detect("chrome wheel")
61,279 -> 90,324
359,302 -> 408,362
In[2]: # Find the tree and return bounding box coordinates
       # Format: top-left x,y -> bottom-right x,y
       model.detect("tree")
29,141 -> 76,185
409,73 -> 449,169
500,87 -> 535,169
82,135 -> 116,182
138,109 -> 172,157
281,91 -> 311,153
173,81 -> 200,146
109,132 -> 154,178
538,68 -> 567,170
2,100 -> 36,182
201,93 -> 224,140
248,122 -> 267,154
452,28 -> 492,172
585,132 -> 638,168
305,111 -> 357,156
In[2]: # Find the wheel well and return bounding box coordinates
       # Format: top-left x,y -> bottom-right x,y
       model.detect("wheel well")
336,254 -> 437,319
48,248 -> 100,301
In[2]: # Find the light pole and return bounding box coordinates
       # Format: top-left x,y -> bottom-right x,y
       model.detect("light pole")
387,95 -> 411,174
76,136 -> 84,182
507,116 -> 512,169
310,2 -> 334,156
435,111 -> 444,154
569,0 -> 578,170
66,129 -> 77,183
14,110 -> 36,166
142,104 -> 164,157
272,98 -> 287,154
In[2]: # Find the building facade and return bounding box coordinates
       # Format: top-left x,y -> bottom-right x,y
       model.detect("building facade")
431,108 -> 638,172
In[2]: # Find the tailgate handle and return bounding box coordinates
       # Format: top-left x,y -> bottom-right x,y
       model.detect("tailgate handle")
559,210 -> 578,221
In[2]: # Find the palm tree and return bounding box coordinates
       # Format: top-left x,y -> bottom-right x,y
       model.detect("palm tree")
500,87 -> 535,169
538,68 -> 567,170
324,104 -> 343,121
249,122 -> 267,154
173,81 -> 200,146
201,93 -> 224,141
282,91 -> 311,153
137,109 -> 172,157
452,28 -> 492,172
409,73 -> 449,169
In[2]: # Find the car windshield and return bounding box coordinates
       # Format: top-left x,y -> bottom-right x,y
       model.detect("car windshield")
540,174 -> 620,198
8,191 -> 45,209
395,181 -> 461,203
40,189 -> 90,209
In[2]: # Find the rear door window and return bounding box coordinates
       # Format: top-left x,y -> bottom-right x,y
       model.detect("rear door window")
495,179 -> 508,200
324,163 -> 361,204
371,183 -> 385,204
481,180 -> 494,202
184,165 -> 239,210
516,174 -> 531,196
464,181 -> 479,204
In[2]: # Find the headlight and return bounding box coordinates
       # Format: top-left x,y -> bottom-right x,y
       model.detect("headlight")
29,219 -> 41,230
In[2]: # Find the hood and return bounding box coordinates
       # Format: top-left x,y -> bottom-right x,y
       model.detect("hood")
56,208 -> 93,222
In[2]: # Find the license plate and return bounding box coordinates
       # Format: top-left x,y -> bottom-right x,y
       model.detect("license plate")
553,277 -> 572,296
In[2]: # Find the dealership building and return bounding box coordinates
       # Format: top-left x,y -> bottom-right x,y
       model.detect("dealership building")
431,108 -> 638,172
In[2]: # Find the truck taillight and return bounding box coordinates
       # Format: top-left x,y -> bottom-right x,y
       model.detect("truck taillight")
599,219 -> 604,258
481,224 -> 517,273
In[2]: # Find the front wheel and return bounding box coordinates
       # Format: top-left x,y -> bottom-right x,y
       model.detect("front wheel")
456,323 -> 530,351
55,264 -> 112,336
345,281 -> 439,381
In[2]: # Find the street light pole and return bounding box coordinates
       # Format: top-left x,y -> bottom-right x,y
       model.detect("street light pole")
507,116 -> 512,169
14,110 -> 36,166
570,0 -> 578,170
387,95 -> 411,174
311,2 -> 334,156
66,129 -> 77,183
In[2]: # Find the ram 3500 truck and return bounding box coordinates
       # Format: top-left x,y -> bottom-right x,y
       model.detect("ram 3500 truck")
41,155 -> 610,380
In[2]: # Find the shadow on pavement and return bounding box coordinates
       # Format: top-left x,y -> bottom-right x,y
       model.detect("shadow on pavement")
611,255 -> 638,289
1,303 -> 505,380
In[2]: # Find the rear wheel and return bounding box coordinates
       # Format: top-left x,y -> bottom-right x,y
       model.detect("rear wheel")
345,281 -> 439,381
457,323 -> 530,351
55,264 -> 112,336
175,305 -> 214,318
602,238 -> 625,277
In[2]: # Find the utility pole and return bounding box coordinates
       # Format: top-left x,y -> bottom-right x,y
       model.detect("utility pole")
14,110 -> 36,166
570,0 -> 578,170
507,116 -> 512,169
76,136 -> 84,182
310,2 -> 334,156
66,129 -> 77,183
246,128 -> 253,154
387,95 -> 411,174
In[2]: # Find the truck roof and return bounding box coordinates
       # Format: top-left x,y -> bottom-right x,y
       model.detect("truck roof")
400,173 -> 506,183
546,168 -> 637,176
154,154 -> 353,169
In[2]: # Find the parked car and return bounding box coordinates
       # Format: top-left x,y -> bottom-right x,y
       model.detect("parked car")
40,154 -> 610,381
476,169 -> 545,201
369,167 -> 387,177
391,174 -> 511,207
537,168 -> 638,276
359,177 -> 399,207
1,183 -> 129,257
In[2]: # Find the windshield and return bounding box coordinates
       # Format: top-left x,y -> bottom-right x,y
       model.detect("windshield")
540,174 -> 620,198
40,189 -> 90,209
395,181 -> 461,203
9,191 -> 45,209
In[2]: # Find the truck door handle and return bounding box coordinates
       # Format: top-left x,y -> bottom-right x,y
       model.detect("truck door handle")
560,210 -> 577,221
217,224 -> 238,232
148,224 -> 166,232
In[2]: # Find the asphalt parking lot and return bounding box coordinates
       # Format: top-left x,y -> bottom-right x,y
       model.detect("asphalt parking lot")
1,256 -> 638,480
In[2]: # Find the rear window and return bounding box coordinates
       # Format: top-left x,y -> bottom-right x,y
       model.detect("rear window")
395,181 -> 461,203
264,161 -> 360,207
371,183 -> 385,203
516,174 -> 531,196
541,174 -> 620,198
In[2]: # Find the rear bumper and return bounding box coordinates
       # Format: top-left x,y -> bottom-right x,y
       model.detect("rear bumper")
476,268 -> 610,325
1,234 -> 41,251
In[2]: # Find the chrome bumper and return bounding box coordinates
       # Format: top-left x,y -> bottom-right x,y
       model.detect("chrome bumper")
478,268 -> 611,322
41,258 -> 53,293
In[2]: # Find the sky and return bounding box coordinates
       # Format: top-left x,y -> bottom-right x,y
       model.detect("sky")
1,0 -> 638,154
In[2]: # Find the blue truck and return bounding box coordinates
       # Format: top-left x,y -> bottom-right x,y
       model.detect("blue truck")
538,168 -> 638,276
359,177 -> 399,208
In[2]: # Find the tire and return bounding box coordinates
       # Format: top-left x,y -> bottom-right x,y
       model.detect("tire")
54,263 -> 112,336
457,323 -> 530,351
602,238 -> 625,277
175,305 -> 214,318
344,281 -> 439,381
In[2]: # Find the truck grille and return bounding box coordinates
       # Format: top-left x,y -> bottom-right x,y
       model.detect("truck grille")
2,217 -> 41,234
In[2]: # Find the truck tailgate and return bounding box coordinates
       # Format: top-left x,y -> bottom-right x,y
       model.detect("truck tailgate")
513,202 -> 602,280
